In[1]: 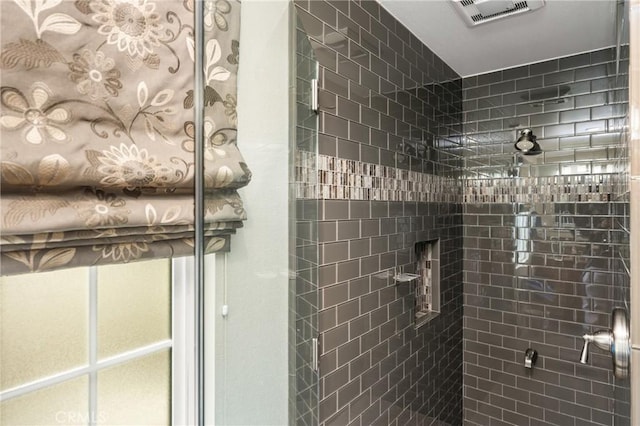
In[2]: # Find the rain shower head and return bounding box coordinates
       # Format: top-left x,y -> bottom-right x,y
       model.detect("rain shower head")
515,129 -> 541,155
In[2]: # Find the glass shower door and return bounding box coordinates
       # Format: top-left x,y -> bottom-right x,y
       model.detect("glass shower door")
289,10 -> 320,426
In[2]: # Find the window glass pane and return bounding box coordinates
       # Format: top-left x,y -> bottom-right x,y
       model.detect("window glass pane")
0,268 -> 89,390
0,376 -> 89,425
97,349 -> 171,425
97,259 -> 171,359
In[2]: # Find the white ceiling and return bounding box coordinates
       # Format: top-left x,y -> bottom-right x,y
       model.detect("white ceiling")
377,0 -> 620,77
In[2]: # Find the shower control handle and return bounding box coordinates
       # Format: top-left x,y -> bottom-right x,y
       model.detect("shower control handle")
579,330 -> 612,363
578,308 -> 629,379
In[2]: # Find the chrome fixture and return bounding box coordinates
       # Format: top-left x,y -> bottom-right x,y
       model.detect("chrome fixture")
514,129 -> 541,155
524,348 -> 538,369
392,265 -> 419,284
311,336 -> 320,372
579,308 -> 630,379
310,78 -> 319,114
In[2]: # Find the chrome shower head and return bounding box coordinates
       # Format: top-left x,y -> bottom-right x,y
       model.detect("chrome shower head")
515,129 -> 542,155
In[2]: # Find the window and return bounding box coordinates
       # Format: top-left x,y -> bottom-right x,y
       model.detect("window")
0,257 -> 195,425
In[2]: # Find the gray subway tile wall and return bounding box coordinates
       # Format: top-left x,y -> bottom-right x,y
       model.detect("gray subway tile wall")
463,48 -> 630,426
296,0 -> 464,425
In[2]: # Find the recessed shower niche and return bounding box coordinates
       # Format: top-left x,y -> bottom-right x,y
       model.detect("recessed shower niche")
414,240 -> 440,328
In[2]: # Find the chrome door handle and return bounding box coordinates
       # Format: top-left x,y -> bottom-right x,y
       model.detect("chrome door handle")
579,308 -> 630,379
311,336 -> 319,372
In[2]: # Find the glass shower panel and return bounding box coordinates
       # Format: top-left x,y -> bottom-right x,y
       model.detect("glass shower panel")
611,2 -> 631,420
289,11 -> 320,426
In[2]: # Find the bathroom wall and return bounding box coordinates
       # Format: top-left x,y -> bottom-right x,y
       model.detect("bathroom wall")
217,1 -> 291,423
294,1 -> 464,425
462,48 -> 631,425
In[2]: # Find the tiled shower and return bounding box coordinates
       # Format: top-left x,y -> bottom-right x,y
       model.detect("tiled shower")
462,50 -> 630,425
292,1 -> 632,425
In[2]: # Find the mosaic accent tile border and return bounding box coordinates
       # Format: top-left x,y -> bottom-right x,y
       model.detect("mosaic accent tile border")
463,174 -> 616,203
296,152 -> 620,203
295,152 -> 460,202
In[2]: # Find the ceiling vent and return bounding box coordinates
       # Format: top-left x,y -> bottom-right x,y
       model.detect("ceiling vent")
451,0 -> 545,26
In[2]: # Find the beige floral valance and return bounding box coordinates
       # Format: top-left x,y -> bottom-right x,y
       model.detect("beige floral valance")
0,0 -> 250,275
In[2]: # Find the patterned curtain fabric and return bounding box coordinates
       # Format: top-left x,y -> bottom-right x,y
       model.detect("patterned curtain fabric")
0,0 -> 249,275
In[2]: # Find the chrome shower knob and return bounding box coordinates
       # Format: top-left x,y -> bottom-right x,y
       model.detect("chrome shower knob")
578,308 -> 630,379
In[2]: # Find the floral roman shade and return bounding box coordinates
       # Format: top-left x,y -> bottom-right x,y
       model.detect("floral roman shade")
0,0 -> 250,275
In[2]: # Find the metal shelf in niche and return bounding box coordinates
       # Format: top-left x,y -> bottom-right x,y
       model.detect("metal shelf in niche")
392,265 -> 420,284
393,272 -> 420,284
